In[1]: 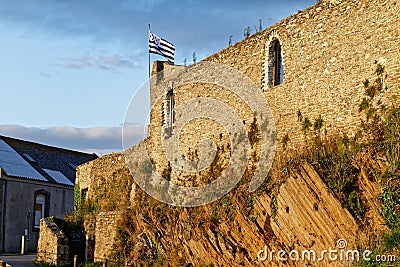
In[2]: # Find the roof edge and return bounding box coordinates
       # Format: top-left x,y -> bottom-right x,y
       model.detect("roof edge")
0,134 -> 98,158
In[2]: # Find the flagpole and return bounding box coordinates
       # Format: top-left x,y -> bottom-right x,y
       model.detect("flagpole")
148,24 -> 151,80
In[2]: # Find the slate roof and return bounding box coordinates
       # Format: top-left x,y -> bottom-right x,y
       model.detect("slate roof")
0,140 -> 47,181
0,135 -> 97,186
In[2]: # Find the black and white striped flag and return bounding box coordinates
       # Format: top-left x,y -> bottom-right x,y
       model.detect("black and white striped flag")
149,32 -> 175,64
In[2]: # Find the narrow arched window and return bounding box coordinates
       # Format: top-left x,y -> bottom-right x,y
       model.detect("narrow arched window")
163,87 -> 175,137
268,39 -> 284,87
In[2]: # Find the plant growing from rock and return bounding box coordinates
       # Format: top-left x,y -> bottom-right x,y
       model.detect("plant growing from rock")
244,26 -> 251,38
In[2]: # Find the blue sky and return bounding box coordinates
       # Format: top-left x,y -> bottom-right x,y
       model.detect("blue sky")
0,0 -> 316,154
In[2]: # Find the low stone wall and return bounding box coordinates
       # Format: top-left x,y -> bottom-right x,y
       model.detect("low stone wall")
94,211 -> 121,262
36,218 -> 69,265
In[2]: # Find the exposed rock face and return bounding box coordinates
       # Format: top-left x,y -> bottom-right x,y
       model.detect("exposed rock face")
268,164 -> 361,251
79,150 -> 380,266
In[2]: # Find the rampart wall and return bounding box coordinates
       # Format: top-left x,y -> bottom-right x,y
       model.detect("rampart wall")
204,0 -> 400,146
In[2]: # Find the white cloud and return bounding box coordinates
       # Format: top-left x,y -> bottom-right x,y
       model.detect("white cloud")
0,0 -> 313,62
0,124 -> 145,155
54,54 -> 141,71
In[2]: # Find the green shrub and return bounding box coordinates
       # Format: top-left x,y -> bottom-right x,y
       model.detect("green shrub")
380,186 -> 400,230
346,190 -> 365,222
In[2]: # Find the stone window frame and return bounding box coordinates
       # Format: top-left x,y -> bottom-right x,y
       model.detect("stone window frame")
163,83 -> 175,138
263,31 -> 285,90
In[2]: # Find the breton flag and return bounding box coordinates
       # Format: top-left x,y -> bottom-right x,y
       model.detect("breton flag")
149,31 -> 175,64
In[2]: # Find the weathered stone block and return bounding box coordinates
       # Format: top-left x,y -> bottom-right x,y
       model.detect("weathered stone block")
37,218 -> 69,265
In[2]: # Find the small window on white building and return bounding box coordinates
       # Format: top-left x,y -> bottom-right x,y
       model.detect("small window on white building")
34,194 -> 46,228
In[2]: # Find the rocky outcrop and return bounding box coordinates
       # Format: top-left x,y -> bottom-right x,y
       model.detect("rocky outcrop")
79,151 -> 379,266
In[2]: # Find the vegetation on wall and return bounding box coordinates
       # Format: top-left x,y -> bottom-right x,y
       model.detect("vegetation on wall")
73,164 -> 133,236
290,64 -> 400,265
243,26 -> 251,38
73,63 -> 400,266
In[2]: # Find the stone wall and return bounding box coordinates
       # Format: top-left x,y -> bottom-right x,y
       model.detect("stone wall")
147,79 -> 260,197
76,0 -> 400,265
204,0 -> 400,146
144,0 -> 400,194
36,219 -> 69,265
76,153 -> 131,200
94,211 -> 121,262
76,160 -> 94,193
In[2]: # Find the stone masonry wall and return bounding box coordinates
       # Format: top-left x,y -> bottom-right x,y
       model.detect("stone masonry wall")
94,211 -> 121,262
37,219 -> 69,265
147,80 -> 259,196
76,153 -> 130,199
145,0 -> 400,190
76,160 -> 94,193
205,0 -> 400,147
